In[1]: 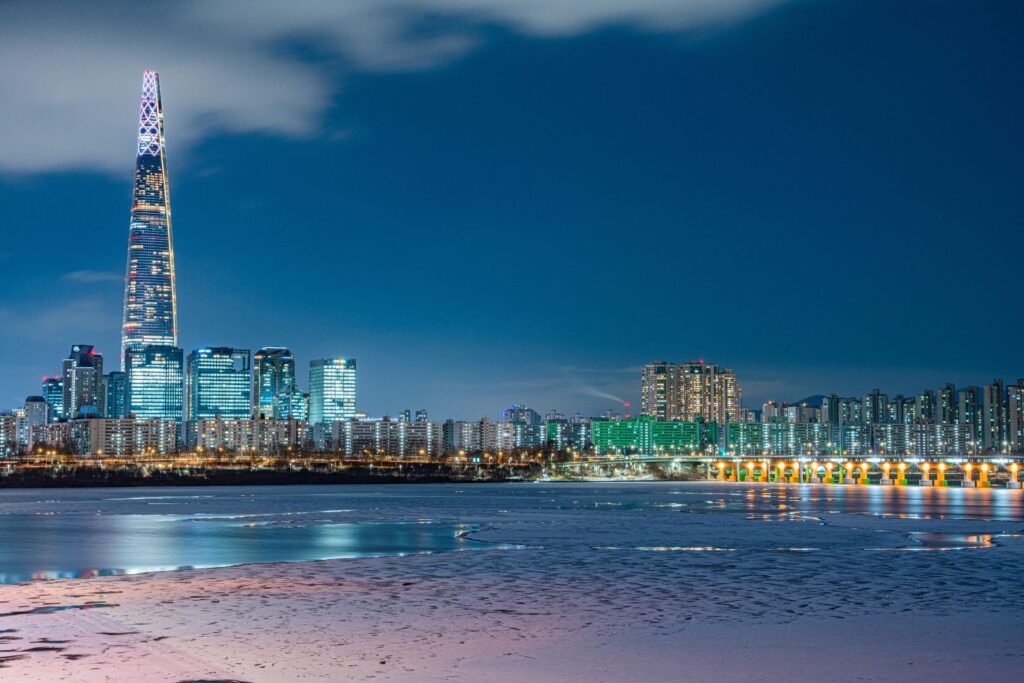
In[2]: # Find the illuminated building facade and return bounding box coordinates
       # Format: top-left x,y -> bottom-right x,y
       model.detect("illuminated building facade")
125,345 -> 183,421
253,347 -> 296,419
186,347 -> 251,421
103,371 -> 128,419
23,397 -> 51,438
546,418 -> 590,451
591,415 -> 703,455
289,391 -> 309,422
32,419 -> 179,456
1009,381 -> 1024,453
121,70 -> 177,368
0,415 -> 17,457
641,360 -> 743,424
334,418 -> 443,458
309,358 -> 355,450
309,358 -> 357,425
982,380 -> 1007,452
193,418 -> 307,454
641,362 -> 677,420
61,345 -> 104,419
42,377 -> 63,421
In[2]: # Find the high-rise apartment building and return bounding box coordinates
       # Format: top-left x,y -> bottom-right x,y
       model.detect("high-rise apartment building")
958,386 -> 982,448
186,348 -> 251,421
641,362 -> 677,420
61,345 -> 104,419
502,404 -> 542,426
121,70 -> 177,368
1007,380 -> 1024,453
125,345 -> 184,421
914,390 -> 936,424
23,396 -> 50,444
641,360 -> 742,424
936,384 -> 956,425
678,361 -> 742,424
888,395 -> 915,425
982,380 -> 1007,452
253,347 -> 296,419
862,390 -> 889,425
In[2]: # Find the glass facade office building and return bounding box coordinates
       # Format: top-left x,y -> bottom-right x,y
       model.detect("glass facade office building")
309,358 -> 357,425
253,347 -> 296,419
42,377 -> 63,421
125,345 -> 183,421
187,348 -> 252,421
104,371 -> 128,419
121,70 -> 178,368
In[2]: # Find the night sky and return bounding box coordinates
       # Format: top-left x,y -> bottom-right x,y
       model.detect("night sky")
1,0 -> 1021,419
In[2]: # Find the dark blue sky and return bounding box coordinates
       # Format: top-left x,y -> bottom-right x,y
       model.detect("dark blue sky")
1,0 -> 1021,418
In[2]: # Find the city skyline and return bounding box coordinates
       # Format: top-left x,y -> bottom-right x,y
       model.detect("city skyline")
3,6 -> 1024,682
1,1 -> 1022,418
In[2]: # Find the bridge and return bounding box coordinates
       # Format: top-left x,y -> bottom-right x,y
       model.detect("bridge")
557,454 -> 1024,488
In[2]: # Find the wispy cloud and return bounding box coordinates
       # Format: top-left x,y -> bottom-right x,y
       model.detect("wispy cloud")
62,270 -> 122,284
493,365 -> 638,409
0,297 -> 119,342
0,0 -> 786,175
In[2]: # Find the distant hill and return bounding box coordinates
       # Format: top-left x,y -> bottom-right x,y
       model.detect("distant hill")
793,394 -> 826,407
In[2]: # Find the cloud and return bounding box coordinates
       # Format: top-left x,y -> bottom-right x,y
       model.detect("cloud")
0,0 -> 785,175
491,365 -> 638,411
0,297 -> 119,342
62,270 -> 123,284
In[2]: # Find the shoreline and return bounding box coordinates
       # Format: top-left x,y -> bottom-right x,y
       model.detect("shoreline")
0,463 -> 536,489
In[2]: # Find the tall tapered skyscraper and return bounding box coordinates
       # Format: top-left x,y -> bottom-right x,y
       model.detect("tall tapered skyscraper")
121,69 -> 177,368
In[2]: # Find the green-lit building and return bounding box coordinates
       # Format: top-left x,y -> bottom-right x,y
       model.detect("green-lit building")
591,415 -> 704,455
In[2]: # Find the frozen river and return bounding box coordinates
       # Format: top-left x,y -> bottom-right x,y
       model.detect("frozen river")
2,481 -> 1023,681
1,481 -> 1022,583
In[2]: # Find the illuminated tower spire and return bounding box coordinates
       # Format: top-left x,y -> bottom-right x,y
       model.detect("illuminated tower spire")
121,69 -> 178,368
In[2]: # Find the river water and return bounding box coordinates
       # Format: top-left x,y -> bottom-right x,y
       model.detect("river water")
1,481 -> 1022,584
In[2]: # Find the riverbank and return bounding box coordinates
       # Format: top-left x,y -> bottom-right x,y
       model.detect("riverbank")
0,463 -> 535,488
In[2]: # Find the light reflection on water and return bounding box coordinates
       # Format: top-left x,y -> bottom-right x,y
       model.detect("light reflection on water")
0,514 -> 481,584
0,482 -> 1021,584
689,483 -> 1024,522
